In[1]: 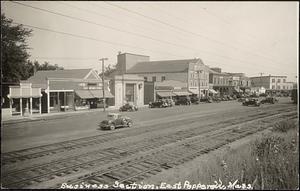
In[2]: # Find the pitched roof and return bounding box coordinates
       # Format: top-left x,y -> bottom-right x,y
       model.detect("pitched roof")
208,68 -> 230,75
26,69 -> 93,88
126,59 -> 201,74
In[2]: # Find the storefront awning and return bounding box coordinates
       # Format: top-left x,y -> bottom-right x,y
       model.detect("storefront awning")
75,90 -> 114,99
189,89 -> 199,95
234,87 -> 243,93
8,87 -> 42,98
89,90 -> 114,98
173,91 -> 192,96
156,91 -> 176,97
209,89 -> 218,94
75,90 -> 94,99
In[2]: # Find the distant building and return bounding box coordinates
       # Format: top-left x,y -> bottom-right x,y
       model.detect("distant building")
226,73 -> 252,92
208,68 -> 251,95
250,75 -> 294,94
208,67 -> 232,95
7,69 -> 113,116
116,52 -> 211,98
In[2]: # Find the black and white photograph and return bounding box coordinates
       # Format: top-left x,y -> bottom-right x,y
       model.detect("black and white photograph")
1,1 -> 299,190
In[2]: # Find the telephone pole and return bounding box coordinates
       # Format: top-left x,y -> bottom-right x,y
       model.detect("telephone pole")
99,58 -> 108,112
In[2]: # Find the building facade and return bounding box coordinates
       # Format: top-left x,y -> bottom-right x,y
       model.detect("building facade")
209,67 -> 232,95
110,74 -> 144,108
8,69 -> 114,116
116,53 -> 210,97
250,75 -> 294,93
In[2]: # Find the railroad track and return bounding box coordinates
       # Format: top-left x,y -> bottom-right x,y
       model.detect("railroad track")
2,105 -> 294,165
58,112 -> 298,189
2,109 -> 297,188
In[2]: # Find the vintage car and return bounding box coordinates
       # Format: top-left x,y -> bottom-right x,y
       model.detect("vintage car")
190,96 -> 200,104
99,113 -> 133,130
149,100 -> 169,108
165,99 -> 175,107
242,98 -> 261,107
260,97 -> 278,104
175,97 -> 191,105
212,97 -> 221,103
119,103 -> 138,112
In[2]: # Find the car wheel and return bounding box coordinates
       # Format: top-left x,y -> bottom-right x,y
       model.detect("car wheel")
127,122 -> 132,128
110,125 -> 115,130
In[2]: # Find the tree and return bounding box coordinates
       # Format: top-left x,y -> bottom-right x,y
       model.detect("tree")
1,13 -> 33,82
100,64 -> 117,78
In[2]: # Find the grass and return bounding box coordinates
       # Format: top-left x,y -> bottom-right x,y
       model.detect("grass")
188,120 -> 299,190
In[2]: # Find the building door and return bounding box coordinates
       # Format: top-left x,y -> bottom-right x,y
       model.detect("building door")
125,84 -> 135,104
41,92 -> 48,113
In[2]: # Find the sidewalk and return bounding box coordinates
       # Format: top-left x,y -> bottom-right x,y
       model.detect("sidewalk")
2,105 -> 150,125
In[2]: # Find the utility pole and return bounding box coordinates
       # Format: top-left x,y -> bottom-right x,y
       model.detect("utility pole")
99,58 -> 108,112
259,72 -> 264,87
197,70 -> 203,103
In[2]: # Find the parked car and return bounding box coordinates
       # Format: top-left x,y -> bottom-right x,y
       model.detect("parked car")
212,97 -> 221,103
119,103 -> 138,112
165,99 -> 175,107
149,100 -> 168,108
175,97 -> 191,105
190,96 -> 200,104
260,97 -> 278,104
242,98 -> 261,107
99,113 -> 133,130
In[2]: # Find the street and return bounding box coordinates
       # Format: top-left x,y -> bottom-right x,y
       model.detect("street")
1,97 -> 297,189
2,97 -> 293,152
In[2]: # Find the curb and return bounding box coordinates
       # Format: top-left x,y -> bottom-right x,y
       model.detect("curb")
2,105 -> 150,125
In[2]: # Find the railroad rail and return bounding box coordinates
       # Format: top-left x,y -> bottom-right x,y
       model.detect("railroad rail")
2,104 -> 294,165
2,108 -> 297,188
57,112 -> 297,189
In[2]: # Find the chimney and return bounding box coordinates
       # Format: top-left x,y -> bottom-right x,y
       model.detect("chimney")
118,51 -> 122,55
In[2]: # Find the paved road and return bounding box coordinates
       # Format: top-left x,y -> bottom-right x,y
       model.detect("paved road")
1,97 -> 295,152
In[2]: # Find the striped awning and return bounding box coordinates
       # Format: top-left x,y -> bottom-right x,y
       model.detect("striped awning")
173,91 -> 192,96
89,90 -> 114,98
75,90 -> 94,99
209,89 -> 218,94
156,91 -> 176,97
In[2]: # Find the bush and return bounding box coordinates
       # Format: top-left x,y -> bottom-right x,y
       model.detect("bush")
188,120 -> 299,190
272,120 -> 297,133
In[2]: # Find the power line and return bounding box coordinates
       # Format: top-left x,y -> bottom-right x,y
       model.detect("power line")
104,2 -> 287,68
11,1 -> 199,55
10,1 -> 290,72
12,22 -> 185,58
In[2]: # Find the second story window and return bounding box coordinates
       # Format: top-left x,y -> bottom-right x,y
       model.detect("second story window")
152,76 -> 156,82
144,77 -> 147,82
272,79 -> 275,83
283,79 -> 286,83
272,85 -> 275,89
161,76 -> 166,81
277,79 -> 281,83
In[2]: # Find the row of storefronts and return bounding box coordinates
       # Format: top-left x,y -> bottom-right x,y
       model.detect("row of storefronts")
7,52 -> 296,117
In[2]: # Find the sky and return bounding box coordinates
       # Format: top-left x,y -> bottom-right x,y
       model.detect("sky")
2,1 -> 299,82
